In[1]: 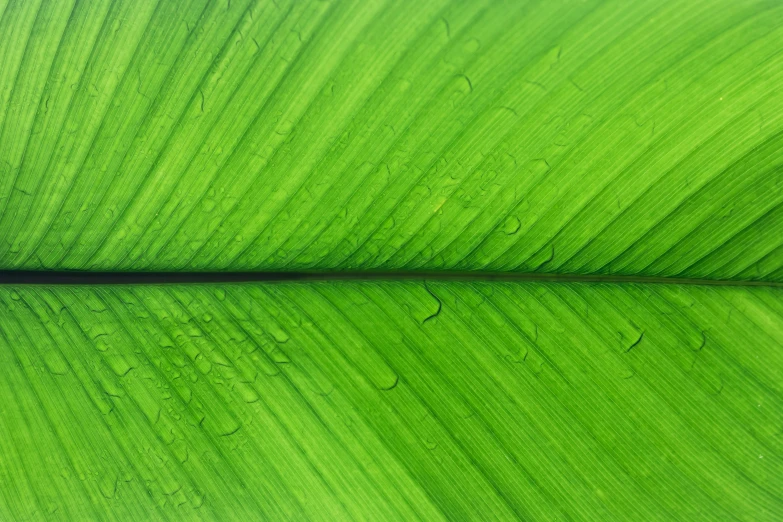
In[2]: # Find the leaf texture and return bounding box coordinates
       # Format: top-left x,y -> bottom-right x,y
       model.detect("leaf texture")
2,0 -> 783,520
1,282 -> 782,520
0,0 -> 781,278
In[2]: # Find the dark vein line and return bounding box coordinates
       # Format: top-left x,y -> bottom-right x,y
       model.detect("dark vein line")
1,270 -> 781,286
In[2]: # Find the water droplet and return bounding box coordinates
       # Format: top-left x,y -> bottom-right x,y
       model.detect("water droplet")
275,120 -> 293,135
269,346 -> 290,364
463,38 -> 480,53
378,373 -> 399,391
170,441 -> 188,464
236,382 -> 259,403
208,412 -> 241,436
100,375 -> 123,398
187,407 -> 205,427
188,489 -> 204,509
137,395 -> 161,424
211,352 -> 231,367
95,337 -> 110,352
95,395 -> 113,415
107,355 -> 135,377
98,473 -> 117,499
195,357 -> 212,375
269,326 -> 289,343
503,216 -> 521,235
156,423 -> 176,445
10,290 -> 21,301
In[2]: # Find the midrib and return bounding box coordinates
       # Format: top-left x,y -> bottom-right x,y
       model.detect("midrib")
1,270 -> 781,287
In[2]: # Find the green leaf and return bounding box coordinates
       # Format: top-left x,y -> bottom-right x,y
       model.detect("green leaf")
1,282 -> 782,520
0,0 -> 781,278
1,0 -> 783,520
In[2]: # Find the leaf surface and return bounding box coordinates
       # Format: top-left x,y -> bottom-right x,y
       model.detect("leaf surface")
0,0 -> 781,278
1,282 -> 782,520
1,0 -> 783,520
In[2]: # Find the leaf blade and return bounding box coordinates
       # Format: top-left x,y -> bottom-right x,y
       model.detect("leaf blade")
1,281 -> 781,519
0,0 -> 781,278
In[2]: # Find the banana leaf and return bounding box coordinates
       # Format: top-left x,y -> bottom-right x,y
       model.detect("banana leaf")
0,0 -> 782,519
